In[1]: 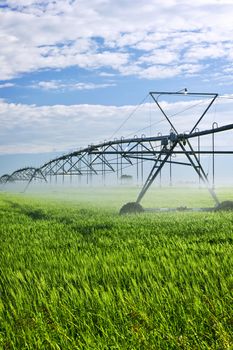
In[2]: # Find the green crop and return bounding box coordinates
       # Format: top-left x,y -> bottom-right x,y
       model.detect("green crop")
0,187 -> 232,349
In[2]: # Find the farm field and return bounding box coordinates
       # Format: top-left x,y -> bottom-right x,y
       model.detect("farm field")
0,186 -> 233,349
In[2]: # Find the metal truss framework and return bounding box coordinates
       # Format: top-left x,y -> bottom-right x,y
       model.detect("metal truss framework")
0,167 -> 46,184
1,91 -> 233,208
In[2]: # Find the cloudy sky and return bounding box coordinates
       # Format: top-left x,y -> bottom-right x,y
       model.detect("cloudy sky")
1,0 -> 233,174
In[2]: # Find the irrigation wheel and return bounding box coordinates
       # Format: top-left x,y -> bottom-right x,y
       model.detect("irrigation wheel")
216,200 -> 233,211
119,202 -> 144,215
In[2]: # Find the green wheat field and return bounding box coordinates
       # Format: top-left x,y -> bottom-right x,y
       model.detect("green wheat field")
0,186 -> 232,349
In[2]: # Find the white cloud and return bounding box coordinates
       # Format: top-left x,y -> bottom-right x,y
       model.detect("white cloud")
138,49 -> 179,65
31,80 -> 116,91
185,43 -> 228,62
0,97 -> 233,154
138,65 -> 181,79
0,83 -> 14,88
0,1 -> 233,80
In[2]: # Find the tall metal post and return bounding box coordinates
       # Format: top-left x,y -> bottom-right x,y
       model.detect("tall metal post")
78,158 -> 81,185
212,122 -> 218,189
70,157 -> 73,185
141,134 -> 145,185
135,135 -> 139,186
101,153 -> 104,185
89,153 -> 92,186
169,130 -> 172,186
62,163 -> 65,185
195,128 -> 201,186
86,155 -> 89,185
49,164 -> 52,185
115,139 -> 119,184
120,137 -> 124,184
103,153 -> 106,186
158,132 -> 162,187
55,163 -> 58,184
169,155 -> 172,186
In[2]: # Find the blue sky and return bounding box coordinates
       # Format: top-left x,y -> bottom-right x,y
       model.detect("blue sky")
1,0 -> 233,174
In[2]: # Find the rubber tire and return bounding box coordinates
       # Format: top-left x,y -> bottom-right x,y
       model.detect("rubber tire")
119,202 -> 144,215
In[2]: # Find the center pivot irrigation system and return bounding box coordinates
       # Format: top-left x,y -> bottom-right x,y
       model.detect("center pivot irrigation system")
1,90 -> 233,214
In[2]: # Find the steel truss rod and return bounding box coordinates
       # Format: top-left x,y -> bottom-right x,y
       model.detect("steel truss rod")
119,155 -> 192,166
149,91 -> 218,97
61,122 -> 233,152
1,122 -> 233,185
90,153 -> 115,172
0,174 -> 11,184
136,141 -> 178,203
150,91 -> 218,135
127,91 -> 228,206
90,150 -> 233,155
1,90 -> 233,198
8,167 -> 45,182
1,127 -> 233,185
23,168 -> 47,192
135,138 -> 221,205
190,94 -> 218,133
178,141 -> 219,205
